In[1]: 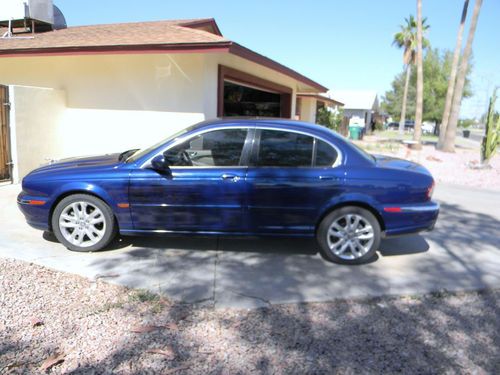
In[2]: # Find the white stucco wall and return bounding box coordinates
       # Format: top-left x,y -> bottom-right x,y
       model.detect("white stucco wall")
9,86 -> 66,182
299,97 -> 317,123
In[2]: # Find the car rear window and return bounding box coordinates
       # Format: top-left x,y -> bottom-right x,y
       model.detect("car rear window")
257,130 -> 314,167
315,139 -> 338,167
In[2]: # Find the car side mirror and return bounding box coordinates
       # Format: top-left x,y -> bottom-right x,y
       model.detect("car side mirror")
150,155 -> 171,174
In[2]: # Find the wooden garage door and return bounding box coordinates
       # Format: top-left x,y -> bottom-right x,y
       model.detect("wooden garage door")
0,85 -> 11,181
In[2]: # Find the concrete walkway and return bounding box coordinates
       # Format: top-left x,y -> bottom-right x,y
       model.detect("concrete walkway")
1,183 -> 499,308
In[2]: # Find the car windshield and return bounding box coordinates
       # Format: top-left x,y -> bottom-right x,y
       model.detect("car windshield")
125,125 -> 198,163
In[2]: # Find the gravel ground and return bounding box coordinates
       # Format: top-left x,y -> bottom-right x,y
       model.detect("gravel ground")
1,258 -> 499,374
356,137 -> 500,191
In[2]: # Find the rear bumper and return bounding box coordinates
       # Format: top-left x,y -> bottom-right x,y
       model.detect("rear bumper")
382,201 -> 439,237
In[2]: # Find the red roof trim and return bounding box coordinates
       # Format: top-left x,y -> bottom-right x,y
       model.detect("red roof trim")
0,42 -> 232,58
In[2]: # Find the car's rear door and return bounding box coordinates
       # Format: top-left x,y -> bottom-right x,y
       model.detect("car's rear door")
128,127 -> 253,232
246,128 -> 344,235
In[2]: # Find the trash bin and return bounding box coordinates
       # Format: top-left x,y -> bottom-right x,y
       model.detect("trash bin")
463,129 -> 470,138
349,126 -> 362,140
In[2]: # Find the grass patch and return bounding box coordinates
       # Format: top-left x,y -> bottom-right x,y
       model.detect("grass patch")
128,289 -> 161,303
128,289 -> 166,314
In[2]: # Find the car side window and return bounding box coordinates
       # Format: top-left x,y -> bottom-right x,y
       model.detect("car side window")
315,139 -> 339,167
256,129 -> 314,167
164,129 -> 248,167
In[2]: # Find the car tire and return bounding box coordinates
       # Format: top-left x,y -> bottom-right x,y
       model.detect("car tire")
317,206 -> 381,265
52,194 -> 117,252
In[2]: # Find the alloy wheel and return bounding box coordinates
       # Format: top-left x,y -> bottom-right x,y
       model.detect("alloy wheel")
58,201 -> 106,248
326,214 -> 375,260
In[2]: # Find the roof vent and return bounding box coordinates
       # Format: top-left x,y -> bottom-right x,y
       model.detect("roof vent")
0,0 -> 67,37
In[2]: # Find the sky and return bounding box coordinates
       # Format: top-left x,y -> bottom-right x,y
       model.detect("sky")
56,0 -> 500,119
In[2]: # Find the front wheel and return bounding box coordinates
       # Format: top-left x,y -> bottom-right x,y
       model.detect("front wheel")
52,194 -> 117,252
317,206 -> 381,265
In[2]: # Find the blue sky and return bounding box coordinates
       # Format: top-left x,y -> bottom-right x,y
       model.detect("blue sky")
57,0 -> 499,118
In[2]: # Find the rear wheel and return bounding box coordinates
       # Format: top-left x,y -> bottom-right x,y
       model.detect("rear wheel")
317,206 -> 381,264
52,194 -> 117,252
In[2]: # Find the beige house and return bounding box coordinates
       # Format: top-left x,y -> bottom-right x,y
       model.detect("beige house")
0,16 -> 329,183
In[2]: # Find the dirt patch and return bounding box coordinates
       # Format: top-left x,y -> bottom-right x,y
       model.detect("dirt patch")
1,258 -> 499,374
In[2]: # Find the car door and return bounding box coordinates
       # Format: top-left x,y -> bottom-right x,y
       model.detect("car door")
128,127 -> 253,232
246,128 -> 344,235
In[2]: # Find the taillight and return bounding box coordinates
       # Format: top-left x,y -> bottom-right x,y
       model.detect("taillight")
427,181 -> 435,200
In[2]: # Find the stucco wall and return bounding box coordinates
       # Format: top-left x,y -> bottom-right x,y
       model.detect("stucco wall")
10,86 -> 66,182
299,97 -> 317,123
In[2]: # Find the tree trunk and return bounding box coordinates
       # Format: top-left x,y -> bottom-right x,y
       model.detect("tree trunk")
399,64 -> 411,135
437,0 -> 469,150
442,0 -> 482,153
413,0 -> 424,150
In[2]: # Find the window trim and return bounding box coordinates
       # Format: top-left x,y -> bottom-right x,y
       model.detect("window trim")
250,126 -> 342,169
140,125 -> 343,170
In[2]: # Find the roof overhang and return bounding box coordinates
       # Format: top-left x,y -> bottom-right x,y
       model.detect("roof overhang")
0,41 -> 328,92
297,93 -> 344,106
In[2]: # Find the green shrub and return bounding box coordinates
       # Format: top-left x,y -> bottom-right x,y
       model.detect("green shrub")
481,89 -> 500,165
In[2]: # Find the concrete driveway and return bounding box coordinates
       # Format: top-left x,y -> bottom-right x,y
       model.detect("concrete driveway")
1,183 -> 499,308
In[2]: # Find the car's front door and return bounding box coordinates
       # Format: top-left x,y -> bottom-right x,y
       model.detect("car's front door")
129,128 -> 252,232
246,128 -> 344,235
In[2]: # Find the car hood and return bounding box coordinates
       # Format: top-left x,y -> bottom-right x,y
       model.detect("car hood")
28,153 -> 122,176
373,154 -> 431,176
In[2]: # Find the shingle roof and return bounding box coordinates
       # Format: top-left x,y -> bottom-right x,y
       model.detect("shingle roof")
0,19 -> 228,51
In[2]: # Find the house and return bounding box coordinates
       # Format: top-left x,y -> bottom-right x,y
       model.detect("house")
0,4 -> 329,183
331,90 -> 379,131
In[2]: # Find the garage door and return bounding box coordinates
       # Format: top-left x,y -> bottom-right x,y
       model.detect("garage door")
218,66 -> 292,118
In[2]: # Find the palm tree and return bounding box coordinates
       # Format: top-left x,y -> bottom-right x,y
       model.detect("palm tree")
413,0 -> 424,149
442,0 -> 483,152
437,0 -> 470,150
393,15 -> 429,135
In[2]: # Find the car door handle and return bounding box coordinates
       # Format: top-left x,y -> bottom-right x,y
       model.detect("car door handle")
221,174 -> 241,182
319,176 -> 338,181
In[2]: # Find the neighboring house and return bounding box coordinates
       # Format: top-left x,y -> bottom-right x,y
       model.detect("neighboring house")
331,90 -> 379,131
0,6 -> 329,182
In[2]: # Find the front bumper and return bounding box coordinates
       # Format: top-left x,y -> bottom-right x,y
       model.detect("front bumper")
382,201 -> 439,237
17,191 -> 51,231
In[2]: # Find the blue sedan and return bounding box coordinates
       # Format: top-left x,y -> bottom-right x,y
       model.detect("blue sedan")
18,119 -> 439,264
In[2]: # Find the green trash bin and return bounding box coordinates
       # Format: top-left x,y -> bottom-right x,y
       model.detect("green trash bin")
349,126 -> 362,140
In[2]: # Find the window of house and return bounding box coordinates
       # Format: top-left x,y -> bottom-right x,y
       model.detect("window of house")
164,129 -> 248,167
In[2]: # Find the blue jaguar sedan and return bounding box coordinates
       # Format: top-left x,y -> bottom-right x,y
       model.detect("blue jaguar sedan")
18,119 -> 439,264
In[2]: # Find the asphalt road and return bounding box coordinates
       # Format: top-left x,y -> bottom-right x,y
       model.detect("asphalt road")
1,183 -> 499,309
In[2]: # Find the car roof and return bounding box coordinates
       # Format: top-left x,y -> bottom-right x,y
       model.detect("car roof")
193,117 -> 345,141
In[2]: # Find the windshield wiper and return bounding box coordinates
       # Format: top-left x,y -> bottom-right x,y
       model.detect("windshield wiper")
118,149 -> 140,162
